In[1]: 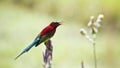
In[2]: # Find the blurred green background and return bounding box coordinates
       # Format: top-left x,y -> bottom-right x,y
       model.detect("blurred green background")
0,0 -> 120,68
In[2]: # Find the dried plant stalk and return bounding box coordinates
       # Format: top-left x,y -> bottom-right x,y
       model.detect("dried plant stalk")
43,40 -> 53,68
80,14 -> 104,68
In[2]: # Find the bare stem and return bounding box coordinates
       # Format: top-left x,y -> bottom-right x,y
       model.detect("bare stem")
81,61 -> 84,68
93,42 -> 97,68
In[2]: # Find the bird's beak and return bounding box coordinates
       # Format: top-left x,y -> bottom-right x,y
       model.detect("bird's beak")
57,22 -> 62,25
59,23 -> 62,25
55,21 -> 62,25
59,21 -> 62,25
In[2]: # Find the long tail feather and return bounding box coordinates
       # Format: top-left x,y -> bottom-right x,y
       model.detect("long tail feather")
15,39 -> 39,60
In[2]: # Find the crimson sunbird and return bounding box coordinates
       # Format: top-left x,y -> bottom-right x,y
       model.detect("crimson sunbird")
15,22 -> 61,60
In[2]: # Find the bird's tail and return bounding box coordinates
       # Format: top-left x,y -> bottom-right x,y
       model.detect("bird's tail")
15,39 -> 39,60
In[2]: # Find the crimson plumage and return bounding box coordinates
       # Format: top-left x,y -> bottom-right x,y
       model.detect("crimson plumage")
15,22 -> 61,60
41,23 -> 56,35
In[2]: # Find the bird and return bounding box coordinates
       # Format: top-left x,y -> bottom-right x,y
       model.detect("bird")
15,22 -> 61,60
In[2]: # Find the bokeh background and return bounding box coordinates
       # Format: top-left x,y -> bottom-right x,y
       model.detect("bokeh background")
0,0 -> 120,68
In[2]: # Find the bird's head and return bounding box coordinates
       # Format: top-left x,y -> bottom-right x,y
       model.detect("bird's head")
50,21 -> 61,28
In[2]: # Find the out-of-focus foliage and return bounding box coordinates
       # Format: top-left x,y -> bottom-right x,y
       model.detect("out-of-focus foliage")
0,0 -> 120,68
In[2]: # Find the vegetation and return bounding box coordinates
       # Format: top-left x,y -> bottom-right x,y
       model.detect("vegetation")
0,0 -> 120,68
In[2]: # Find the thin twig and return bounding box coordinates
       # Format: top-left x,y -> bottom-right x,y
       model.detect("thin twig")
81,61 -> 84,68
93,42 -> 97,68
